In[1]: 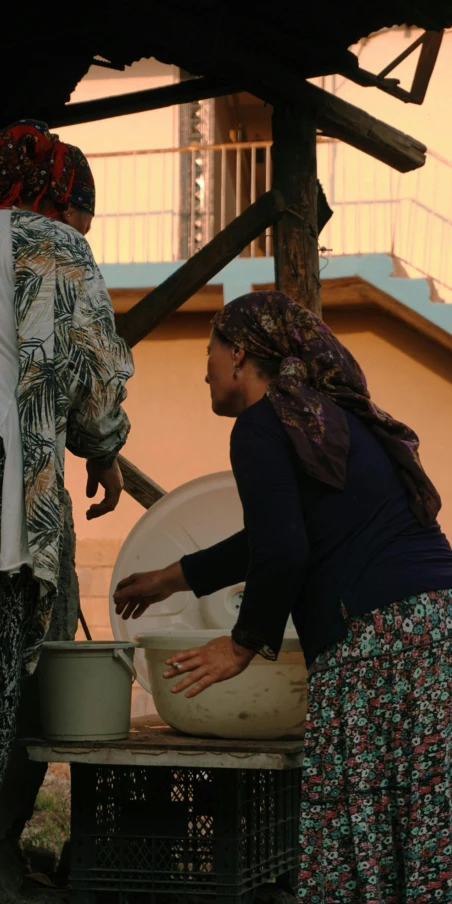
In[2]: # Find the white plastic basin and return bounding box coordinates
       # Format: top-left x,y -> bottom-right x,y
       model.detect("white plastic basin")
137,629 -> 308,740
110,471 -> 296,695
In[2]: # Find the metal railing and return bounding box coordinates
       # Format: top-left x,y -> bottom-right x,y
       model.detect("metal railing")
86,139 -> 452,301
317,141 -> 452,301
86,141 -> 274,265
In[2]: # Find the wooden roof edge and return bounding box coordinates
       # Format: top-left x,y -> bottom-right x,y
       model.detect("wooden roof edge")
320,275 -> 452,352
253,274 -> 452,351
109,273 -> 452,352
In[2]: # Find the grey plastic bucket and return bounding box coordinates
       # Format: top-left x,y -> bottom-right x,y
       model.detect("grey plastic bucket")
38,641 -> 138,741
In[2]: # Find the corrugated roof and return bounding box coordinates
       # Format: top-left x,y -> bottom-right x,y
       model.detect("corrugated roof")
1,1 -> 451,125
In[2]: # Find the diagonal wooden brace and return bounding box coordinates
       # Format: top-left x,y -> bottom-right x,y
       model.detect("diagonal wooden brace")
116,188 -> 285,348
117,455 -> 166,509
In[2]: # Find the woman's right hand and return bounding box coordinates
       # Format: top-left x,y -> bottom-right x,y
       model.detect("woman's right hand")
113,561 -> 189,620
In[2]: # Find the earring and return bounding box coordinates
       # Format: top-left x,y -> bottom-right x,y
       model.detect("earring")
232,365 -> 238,381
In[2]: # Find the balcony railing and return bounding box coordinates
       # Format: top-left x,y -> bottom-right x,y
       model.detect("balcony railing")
317,142 -> 452,301
86,141 -> 274,265
87,139 -> 452,301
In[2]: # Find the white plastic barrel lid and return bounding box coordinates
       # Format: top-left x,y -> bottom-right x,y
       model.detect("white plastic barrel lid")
110,471 -> 295,692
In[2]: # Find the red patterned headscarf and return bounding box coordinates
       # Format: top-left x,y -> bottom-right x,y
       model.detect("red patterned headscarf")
213,291 -> 441,526
0,119 -> 95,215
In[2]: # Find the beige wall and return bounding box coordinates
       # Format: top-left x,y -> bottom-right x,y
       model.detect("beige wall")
57,57 -> 180,154
71,311 -> 231,715
71,312 -> 230,704
68,307 -> 452,545
67,312 -> 231,545
56,58 -> 182,263
72,306 -> 452,703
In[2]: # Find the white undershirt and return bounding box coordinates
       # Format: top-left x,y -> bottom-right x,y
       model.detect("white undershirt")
0,209 -> 32,572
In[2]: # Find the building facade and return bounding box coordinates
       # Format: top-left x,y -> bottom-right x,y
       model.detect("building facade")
55,32 -> 452,714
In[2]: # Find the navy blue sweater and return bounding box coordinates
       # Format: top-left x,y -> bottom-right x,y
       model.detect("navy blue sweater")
181,396 -> 452,667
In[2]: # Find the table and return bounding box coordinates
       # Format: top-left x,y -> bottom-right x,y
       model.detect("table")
27,718 -> 303,903
27,715 -> 304,770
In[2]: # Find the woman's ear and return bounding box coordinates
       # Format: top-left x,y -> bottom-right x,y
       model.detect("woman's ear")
232,346 -> 246,368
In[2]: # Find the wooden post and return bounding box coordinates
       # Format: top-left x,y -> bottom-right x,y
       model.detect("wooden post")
272,105 -> 320,316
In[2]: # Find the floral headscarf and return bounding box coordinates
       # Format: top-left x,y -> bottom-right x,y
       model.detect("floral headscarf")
213,291 -> 441,526
0,119 -> 95,215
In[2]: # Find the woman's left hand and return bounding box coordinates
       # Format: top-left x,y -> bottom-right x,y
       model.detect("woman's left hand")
164,636 -> 255,698
85,459 -> 123,520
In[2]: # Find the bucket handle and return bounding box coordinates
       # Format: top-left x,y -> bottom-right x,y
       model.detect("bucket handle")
113,649 -> 137,682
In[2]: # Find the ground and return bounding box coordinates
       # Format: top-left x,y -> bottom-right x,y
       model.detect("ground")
22,766 -> 70,863
0,766 -> 70,904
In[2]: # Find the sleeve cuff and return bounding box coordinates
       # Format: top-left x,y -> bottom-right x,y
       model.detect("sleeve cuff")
180,553 -> 205,598
231,624 -> 278,661
87,453 -> 117,470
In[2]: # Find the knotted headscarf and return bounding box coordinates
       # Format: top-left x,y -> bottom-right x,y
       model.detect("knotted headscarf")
213,291 -> 441,526
0,119 -> 95,215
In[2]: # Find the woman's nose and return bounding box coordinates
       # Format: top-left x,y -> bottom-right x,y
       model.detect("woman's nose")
205,374 -> 210,384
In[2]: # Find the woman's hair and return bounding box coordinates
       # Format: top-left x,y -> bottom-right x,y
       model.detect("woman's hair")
212,325 -> 281,379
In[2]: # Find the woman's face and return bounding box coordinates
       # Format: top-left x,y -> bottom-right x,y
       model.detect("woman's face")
206,330 -> 243,417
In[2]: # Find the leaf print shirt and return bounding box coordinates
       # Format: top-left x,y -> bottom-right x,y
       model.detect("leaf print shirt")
2,208 -> 134,671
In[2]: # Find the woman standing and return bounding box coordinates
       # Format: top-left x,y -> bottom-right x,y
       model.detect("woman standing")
115,291 -> 452,903
0,119 -> 134,785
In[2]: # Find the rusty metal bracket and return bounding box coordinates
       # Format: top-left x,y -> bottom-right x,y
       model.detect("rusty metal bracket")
338,30 -> 444,105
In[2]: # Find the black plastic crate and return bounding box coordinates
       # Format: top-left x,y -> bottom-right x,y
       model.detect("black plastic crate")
70,763 -> 301,903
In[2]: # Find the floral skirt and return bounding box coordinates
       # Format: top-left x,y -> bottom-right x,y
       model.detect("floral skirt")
0,443 -> 38,789
298,589 -> 452,903
0,568 -> 36,787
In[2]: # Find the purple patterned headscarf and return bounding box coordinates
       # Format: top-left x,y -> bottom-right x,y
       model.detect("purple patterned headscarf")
213,291 -> 441,526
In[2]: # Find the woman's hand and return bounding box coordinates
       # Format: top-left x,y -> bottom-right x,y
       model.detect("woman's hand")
163,636 -> 255,698
113,561 -> 189,620
86,458 -> 123,520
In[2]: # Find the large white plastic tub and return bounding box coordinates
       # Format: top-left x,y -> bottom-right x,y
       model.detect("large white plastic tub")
137,629 -> 308,740
110,471 -> 296,694
38,641 -> 137,741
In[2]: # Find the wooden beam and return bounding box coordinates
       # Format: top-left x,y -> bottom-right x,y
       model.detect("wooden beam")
272,105 -> 320,316
118,455 -> 165,509
116,189 -> 285,347
240,65 -> 426,172
312,82 -> 426,172
48,77 -> 241,128
320,276 -> 452,353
